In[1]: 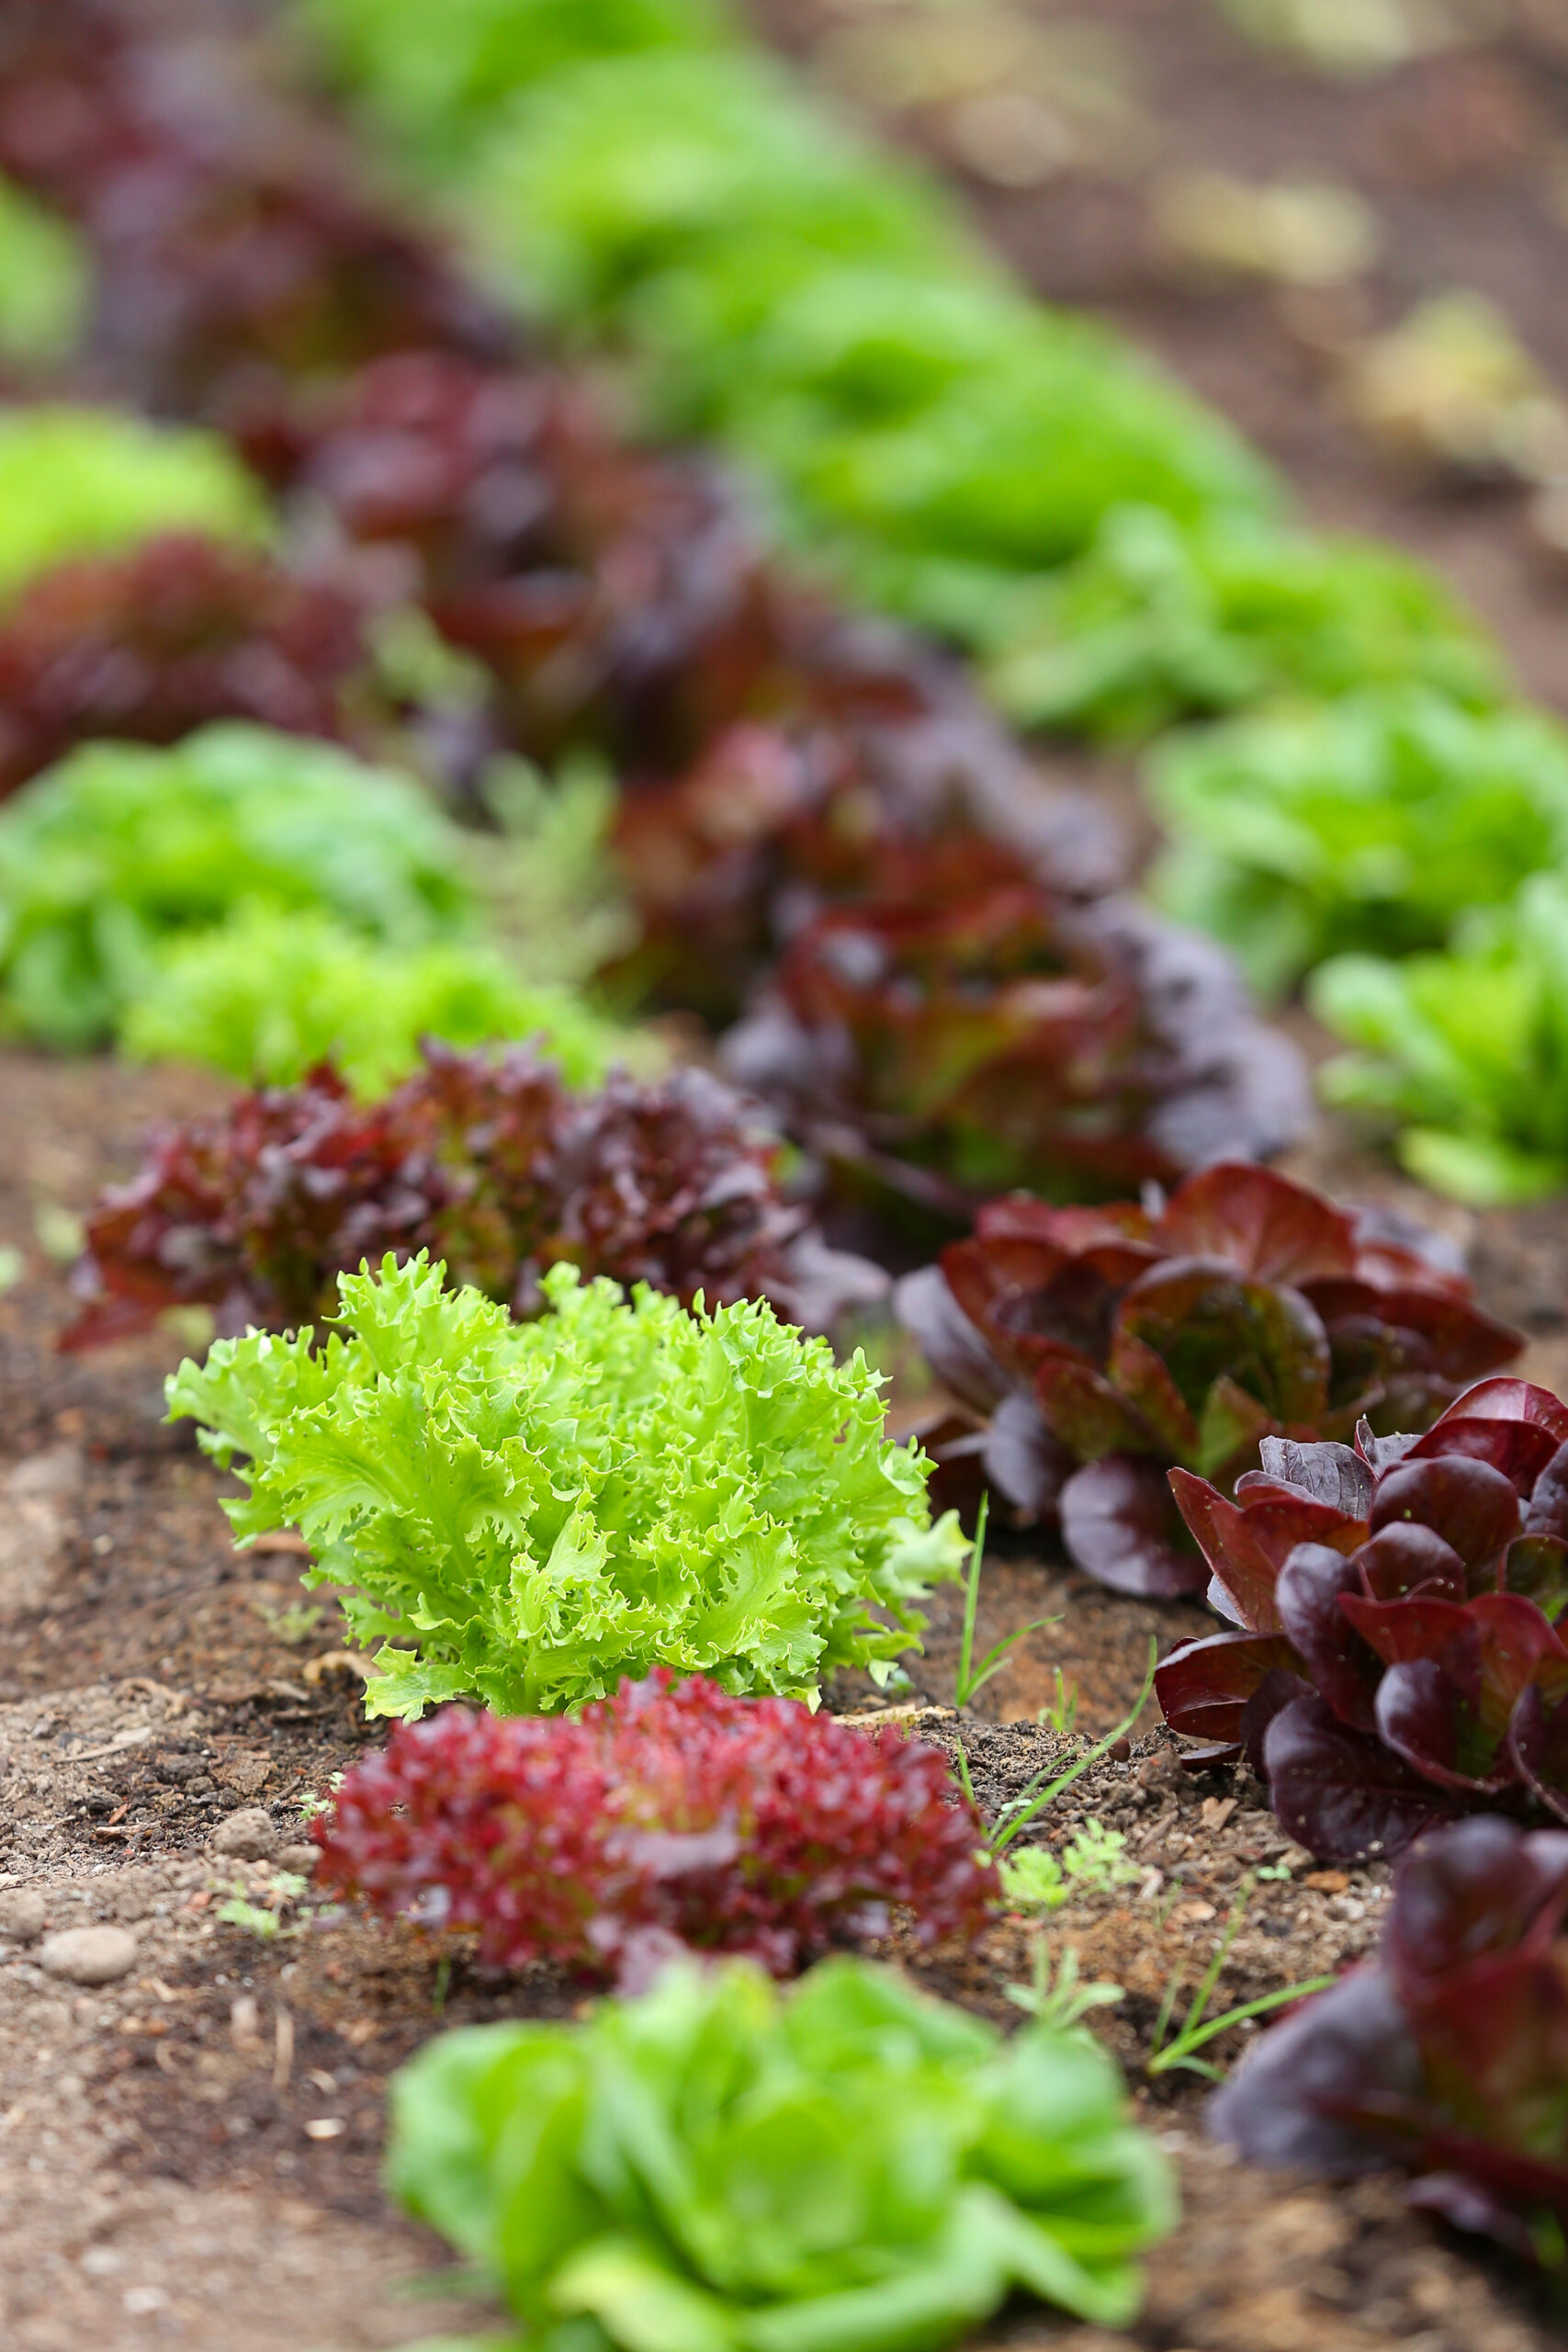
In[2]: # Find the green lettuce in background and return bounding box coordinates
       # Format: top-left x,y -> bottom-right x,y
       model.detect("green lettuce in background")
122,905 -> 640,1094
0,406 -> 265,605
0,723 -> 475,1049
1312,871 -> 1568,1205
388,1955 -> 1175,2351
167,1253 -> 965,1716
0,177 -> 89,368
1147,686 -> 1568,999
985,504 -> 1507,744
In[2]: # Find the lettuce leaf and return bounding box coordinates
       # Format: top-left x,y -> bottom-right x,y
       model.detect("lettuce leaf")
0,407 -> 265,605
122,905 -> 638,1093
387,1956 -> 1176,2345
166,1253 -> 964,1713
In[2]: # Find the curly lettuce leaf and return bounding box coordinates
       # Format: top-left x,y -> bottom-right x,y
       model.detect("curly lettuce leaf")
166,1253 -> 964,1712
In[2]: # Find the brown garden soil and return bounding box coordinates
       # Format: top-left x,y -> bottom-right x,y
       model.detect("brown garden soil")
5,1042 -> 1568,2352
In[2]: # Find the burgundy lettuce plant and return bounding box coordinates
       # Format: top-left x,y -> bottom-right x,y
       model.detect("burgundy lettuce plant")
312,1669 -> 995,1985
1211,1815 -> 1568,2265
1156,1379 -> 1568,1861
726,881 -> 1306,1244
0,535 -> 369,799
896,1161 -> 1520,1597
64,1045 -> 874,1347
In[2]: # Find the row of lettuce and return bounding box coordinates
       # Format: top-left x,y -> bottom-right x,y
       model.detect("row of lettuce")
6,0 -> 1568,2324
279,0 -> 1568,1206
1,4 -> 1566,1197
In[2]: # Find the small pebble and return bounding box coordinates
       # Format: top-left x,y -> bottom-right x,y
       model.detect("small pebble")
276,1844 -> 320,1877
1108,1736 -> 1133,1762
0,1888 -> 46,1942
40,1925 -> 138,1985
210,1806 -> 277,1860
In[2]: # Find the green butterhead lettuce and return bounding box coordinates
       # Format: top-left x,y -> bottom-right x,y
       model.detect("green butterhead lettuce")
1312,871 -> 1568,1205
166,1254 -> 964,1715
0,723 -> 476,1049
122,905 -> 639,1093
0,405 -> 265,605
388,1956 -> 1176,2349
1149,685 -> 1568,998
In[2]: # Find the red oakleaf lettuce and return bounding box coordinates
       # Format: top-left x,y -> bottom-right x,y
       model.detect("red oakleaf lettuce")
63,1046 -> 875,1346
1156,1381 -> 1568,1860
1210,1816 -> 1568,2264
0,535 -> 369,799
313,1668 -> 995,1984
725,896 -> 1307,1246
895,1161 -> 1517,1592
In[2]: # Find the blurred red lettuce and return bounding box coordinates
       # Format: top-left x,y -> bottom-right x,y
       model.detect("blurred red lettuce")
0,535 -> 369,799
1210,1815 -> 1568,2266
1156,1379 -> 1568,1860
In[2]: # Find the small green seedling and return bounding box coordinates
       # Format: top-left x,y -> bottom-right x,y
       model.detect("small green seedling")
1145,1871 -> 1334,2082
297,1772 -> 345,1825
252,1597 -> 325,1647
1039,1667 -> 1078,1736
999,1820 -> 1141,1914
1006,1937 -> 1125,2035
214,1870 -> 309,1941
952,1495 -> 1059,1709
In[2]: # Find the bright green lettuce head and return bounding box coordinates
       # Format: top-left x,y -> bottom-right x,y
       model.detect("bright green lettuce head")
0,179 -> 89,368
1148,685 -> 1568,999
986,505 -> 1506,744
1312,871 -> 1568,1206
298,0 -> 734,171
0,723 -> 475,1049
0,405 -> 266,605
472,50 -> 962,331
121,905 -> 642,1094
166,1253 -> 966,1716
388,1955 -> 1176,2347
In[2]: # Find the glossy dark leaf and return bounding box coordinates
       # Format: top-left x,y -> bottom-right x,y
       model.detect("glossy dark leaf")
1155,1159 -> 1356,1285
1168,1469 -> 1287,1630
890,1264 -> 1011,1419
1258,1434 -> 1372,1518
1506,1687 -> 1568,1823
1373,1657 -> 1508,1794
1352,1523 -> 1467,1605
1384,1814 -> 1568,1988
1155,1629 -> 1303,1745
981,1387 -> 1075,1519
1263,1693 -> 1463,1862
1524,1440 -> 1568,1542
1060,1453 -> 1210,1596
1209,1967 -> 1423,2174
1368,1455 -> 1521,1571
1237,1665 -> 1314,1775
1036,1352 -> 1166,1463
1407,1379 -> 1568,1493
1274,1544 -> 1379,1730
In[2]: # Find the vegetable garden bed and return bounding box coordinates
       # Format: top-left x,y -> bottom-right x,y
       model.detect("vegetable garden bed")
6,1 -> 1568,2347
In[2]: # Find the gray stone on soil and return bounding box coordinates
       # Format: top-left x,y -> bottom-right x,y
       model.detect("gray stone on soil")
209,1805 -> 277,1860
276,1844 -> 320,1877
40,1925 -> 137,1984
0,1888 -> 46,1942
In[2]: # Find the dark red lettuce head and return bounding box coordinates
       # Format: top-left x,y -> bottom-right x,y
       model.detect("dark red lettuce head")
725,899 -> 1307,1250
312,1669 -> 995,1983
62,1047 -> 872,1346
1157,1382 -> 1568,1860
893,1162 -> 1517,1596
1210,1816 -> 1568,2263
0,536 -> 369,801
